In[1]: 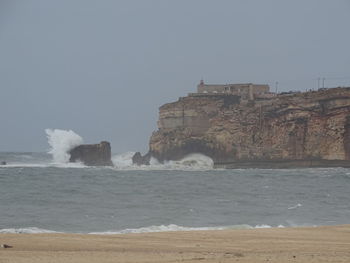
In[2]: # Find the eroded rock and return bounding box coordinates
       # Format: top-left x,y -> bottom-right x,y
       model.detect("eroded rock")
132,152 -> 151,165
69,141 -> 113,166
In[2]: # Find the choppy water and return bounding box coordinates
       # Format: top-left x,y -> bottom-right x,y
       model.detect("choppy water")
1,152 -> 350,234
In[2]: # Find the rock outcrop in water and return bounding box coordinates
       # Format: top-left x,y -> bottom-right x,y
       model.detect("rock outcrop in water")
69,141 -> 113,166
134,87 -> 350,168
132,152 -> 151,165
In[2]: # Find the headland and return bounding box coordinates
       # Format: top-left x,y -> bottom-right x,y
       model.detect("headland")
134,81 -> 350,168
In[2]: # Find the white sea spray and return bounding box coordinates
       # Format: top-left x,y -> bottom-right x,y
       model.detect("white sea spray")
111,151 -> 135,167
111,152 -> 214,170
45,129 -> 83,163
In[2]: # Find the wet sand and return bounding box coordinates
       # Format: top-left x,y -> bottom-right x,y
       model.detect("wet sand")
1,225 -> 350,262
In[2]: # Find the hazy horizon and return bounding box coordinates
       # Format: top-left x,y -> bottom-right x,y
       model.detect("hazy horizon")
1,0 -> 350,152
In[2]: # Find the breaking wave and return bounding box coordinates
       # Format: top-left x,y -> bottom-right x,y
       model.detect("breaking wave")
45,129 -> 83,163
0,152 -> 213,170
111,153 -> 214,170
164,154 -> 214,170
0,227 -> 61,234
288,203 -> 302,210
0,163 -> 86,168
0,224 -> 286,234
111,151 -> 135,168
88,224 -> 251,234
2,129 -> 213,170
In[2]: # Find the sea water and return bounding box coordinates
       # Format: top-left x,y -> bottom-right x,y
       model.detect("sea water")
0,130 -> 349,234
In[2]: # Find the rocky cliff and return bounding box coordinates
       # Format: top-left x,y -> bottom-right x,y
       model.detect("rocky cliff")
69,141 -> 113,166
135,87 -> 350,168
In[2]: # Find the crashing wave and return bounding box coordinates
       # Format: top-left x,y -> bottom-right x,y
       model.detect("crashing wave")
45,129 -> 83,163
163,153 -> 214,170
111,151 -> 136,168
111,152 -> 214,170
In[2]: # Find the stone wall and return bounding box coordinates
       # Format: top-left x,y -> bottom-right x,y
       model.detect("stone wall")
197,83 -> 270,98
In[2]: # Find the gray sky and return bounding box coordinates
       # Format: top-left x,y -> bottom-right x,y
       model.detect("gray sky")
1,0 -> 350,153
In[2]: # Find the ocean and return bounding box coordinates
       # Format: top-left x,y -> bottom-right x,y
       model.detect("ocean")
1,151 -> 350,234
0,129 -> 349,234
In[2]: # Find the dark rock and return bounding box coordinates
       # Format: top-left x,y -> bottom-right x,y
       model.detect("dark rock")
0,161 -> 6,165
132,151 -> 151,165
69,141 -> 113,166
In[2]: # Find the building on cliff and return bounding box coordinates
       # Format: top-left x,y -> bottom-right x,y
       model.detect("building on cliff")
133,85 -> 350,168
196,80 -> 271,100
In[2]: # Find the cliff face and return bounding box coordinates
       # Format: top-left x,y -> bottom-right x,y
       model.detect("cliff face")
145,87 -> 350,165
69,141 -> 113,166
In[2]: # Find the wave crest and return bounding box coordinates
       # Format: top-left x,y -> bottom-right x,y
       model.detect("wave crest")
0,224 -> 286,234
0,227 -> 60,234
111,153 -> 214,170
46,129 -> 83,163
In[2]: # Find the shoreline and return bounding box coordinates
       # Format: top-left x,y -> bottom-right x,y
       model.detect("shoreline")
1,225 -> 350,262
0,224 -> 284,235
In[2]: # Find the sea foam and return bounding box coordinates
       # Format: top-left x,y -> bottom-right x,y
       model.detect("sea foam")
111,152 -> 214,170
0,227 -> 60,234
111,151 -> 136,168
0,224 -> 287,235
45,129 -> 83,163
88,224 -> 234,234
164,153 -> 214,170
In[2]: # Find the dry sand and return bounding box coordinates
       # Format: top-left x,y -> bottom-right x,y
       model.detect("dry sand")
1,225 -> 350,263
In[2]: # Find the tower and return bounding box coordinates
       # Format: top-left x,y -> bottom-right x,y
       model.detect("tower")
197,79 -> 205,93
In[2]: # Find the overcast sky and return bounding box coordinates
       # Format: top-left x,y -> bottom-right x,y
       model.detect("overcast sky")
1,0 -> 350,153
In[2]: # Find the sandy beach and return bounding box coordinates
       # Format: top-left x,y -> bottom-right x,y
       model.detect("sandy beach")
1,225 -> 350,263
